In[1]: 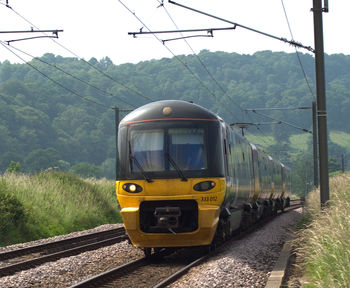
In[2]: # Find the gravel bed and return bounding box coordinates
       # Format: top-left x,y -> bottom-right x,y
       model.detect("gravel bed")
0,224 -> 123,253
0,239 -> 144,288
0,210 -> 302,287
170,209 -> 302,288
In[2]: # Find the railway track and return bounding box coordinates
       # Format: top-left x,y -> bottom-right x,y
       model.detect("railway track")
285,199 -> 303,211
69,202 -> 302,288
70,248 -> 209,288
0,227 -> 127,277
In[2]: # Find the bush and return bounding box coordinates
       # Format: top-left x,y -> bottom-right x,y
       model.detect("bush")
0,182 -> 28,244
0,171 -> 121,246
70,162 -> 103,178
6,161 -> 21,173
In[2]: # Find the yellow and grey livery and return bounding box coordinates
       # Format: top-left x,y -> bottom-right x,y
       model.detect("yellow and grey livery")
116,100 -> 290,251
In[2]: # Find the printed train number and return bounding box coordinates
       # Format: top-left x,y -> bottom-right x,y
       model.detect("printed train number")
201,196 -> 217,202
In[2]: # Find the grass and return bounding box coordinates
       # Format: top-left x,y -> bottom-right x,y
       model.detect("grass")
330,131 -> 350,153
289,133 -> 311,151
295,172 -> 350,287
245,134 -> 276,147
0,171 -> 121,246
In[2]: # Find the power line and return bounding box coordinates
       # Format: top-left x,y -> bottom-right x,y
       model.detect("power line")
0,41 -> 112,110
280,0 -> 315,100
120,0 -> 242,122
168,0 -> 315,53
156,0 -> 245,113
5,43 -> 136,108
119,0 -> 237,116
251,109 -> 312,134
119,0 -> 216,98
1,1 -> 153,104
244,106 -> 311,111
242,111 -> 277,148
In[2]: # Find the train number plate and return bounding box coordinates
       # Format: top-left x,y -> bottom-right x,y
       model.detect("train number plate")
201,196 -> 217,202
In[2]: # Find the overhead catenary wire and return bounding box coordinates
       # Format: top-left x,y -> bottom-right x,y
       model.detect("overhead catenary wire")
155,1 -> 269,142
5,43 -> 136,108
252,109 -> 312,134
1,1 -> 153,105
118,0 -> 216,99
118,0 -> 244,122
280,0 -> 315,100
160,0 -> 314,156
155,0 -> 245,115
0,41 -> 113,110
168,0 -> 315,53
242,111 -> 277,148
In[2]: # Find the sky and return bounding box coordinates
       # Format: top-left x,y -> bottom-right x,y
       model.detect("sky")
0,0 -> 349,65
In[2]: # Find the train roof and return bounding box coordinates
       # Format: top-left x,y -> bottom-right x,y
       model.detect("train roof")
120,100 -> 221,124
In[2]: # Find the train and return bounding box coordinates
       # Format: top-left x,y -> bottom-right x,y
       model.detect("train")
116,100 -> 291,254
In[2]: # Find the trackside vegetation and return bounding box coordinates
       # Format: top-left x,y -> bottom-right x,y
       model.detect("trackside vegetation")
0,171 -> 121,246
296,172 -> 350,287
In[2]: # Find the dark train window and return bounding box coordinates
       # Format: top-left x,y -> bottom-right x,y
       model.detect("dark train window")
169,128 -> 207,171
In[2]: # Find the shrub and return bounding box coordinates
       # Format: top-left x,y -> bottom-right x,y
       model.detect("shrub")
0,182 -> 28,244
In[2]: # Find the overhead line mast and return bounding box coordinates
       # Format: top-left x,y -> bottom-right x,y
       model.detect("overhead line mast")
312,0 -> 329,206
166,0 -> 330,207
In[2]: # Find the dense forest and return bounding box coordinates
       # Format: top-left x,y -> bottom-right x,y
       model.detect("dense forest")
0,50 -> 349,185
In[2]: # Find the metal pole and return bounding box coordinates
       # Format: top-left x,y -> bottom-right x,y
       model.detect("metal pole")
312,101 -> 318,187
312,0 -> 329,206
113,106 -> 120,180
341,154 -> 345,173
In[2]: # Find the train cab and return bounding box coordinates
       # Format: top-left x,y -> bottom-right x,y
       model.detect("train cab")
116,100 -> 227,248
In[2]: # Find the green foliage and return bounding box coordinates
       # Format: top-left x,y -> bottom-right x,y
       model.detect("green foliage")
23,148 -> 60,173
328,157 -> 341,173
296,173 -> 350,288
289,133 -> 311,151
0,181 -> 29,244
6,161 -> 21,173
1,51 -> 350,178
0,171 -> 121,246
70,162 -> 103,178
289,152 -> 314,196
330,131 -> 350,153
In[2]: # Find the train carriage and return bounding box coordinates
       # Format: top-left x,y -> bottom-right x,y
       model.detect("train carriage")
116,100 -> 290,251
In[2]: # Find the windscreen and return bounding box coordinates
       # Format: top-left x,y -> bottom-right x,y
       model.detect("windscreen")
168,128 -> 207,171
130,129 -> 165,172
129,127 -> 207,174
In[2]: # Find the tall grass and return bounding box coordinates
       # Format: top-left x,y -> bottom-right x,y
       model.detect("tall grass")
0,171 -> 121,246
296,172 -> 350,287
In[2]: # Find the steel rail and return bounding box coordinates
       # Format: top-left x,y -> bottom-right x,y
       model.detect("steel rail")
0,227 -> 124,261
153,253 -> 209,288
0,228 -> 127,277
70,257 -> 148,288
69,202 -> 302,287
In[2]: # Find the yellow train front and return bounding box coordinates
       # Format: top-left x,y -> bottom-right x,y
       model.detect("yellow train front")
116,100 -> 291,250
116,100 -> 227,248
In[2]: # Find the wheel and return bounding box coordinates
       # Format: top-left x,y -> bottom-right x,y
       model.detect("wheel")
143,247 -> 152,258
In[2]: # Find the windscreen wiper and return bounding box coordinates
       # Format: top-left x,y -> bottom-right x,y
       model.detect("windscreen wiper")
165,152 -> 188,182
129,141 -> 153,183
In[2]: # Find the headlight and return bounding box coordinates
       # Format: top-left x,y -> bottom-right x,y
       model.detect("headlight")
193,181 -> 216,191
122,183 -> 143,193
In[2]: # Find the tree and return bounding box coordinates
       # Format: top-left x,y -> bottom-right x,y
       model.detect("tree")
328,157 -> 341,173
24,148 -> 60,173
6,161 -> 21,173
70,162 -> 103,178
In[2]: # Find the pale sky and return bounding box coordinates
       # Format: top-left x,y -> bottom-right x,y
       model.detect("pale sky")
0,0 -> 349,65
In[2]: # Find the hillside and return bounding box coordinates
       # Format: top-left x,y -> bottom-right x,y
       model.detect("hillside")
0,51 -> 349,183
0,171 -> 119,246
